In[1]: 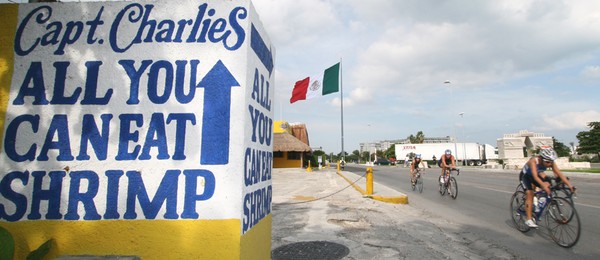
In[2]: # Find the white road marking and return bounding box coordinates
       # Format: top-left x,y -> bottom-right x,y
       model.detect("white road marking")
466,181 -> 600,210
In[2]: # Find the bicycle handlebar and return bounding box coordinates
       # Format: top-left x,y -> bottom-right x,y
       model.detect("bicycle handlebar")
540,176 -> 576,199
448,168 -> 460,175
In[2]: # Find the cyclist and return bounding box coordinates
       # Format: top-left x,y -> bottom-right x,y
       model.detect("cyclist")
519,147 -> 575,228
410,154 -> 426,185
439,149 -> 456,184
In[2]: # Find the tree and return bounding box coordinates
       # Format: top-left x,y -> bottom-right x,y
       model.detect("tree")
361,151 -> 370,162
415,131 -> 425,143
384,145 -> 395,159
308,150 -> 325,166
337,151 -> 348,157
375,150 -> 384,159
349,150 -> 360,163
552,137 -> 571,157
408,131 -> 425,143
576,122 -> 600,160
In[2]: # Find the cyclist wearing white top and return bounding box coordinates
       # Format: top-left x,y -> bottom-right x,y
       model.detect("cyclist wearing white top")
519,147 -> 574,228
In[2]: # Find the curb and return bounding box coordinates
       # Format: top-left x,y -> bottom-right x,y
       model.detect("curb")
335,171 -> 409,204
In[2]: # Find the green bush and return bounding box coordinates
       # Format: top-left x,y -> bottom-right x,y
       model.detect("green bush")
0,226 -> 52,260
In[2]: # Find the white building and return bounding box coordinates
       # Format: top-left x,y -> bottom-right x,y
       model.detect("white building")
496,130 -> 553,159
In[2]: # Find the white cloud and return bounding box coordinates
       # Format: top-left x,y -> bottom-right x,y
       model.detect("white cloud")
254,0 -> 600,152
541,110 -> 600,130
337,0 -> 600,110
253,0 -> 341,47
581,66 -> 600,78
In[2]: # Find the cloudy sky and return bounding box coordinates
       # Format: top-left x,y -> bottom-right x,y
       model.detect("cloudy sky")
251,0 -> 600,153
2,0 -> 599,155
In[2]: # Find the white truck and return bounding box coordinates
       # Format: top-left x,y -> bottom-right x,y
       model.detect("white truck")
395,143 -> 498,166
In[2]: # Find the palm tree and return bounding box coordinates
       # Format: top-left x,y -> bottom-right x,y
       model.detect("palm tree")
408,131 -> 425,143
416,131 -> 425,143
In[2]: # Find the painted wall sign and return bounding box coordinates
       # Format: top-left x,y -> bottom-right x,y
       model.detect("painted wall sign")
0,0 -> 273,259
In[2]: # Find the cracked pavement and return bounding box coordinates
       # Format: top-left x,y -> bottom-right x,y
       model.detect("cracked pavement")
271,168 -> 522,259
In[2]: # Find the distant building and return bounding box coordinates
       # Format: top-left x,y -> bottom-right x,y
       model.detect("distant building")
421,136 -> 455,143
496,130 -> 553,159
273,121 -> 312,168
362,130 -> 555,161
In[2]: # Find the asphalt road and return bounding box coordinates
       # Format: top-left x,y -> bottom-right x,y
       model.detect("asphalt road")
344,164 -> 600,259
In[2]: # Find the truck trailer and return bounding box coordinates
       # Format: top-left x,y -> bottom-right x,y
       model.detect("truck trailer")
395,143 -> 498,166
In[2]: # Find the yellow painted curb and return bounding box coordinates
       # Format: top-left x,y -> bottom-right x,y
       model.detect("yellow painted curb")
367,195 -> 408,204
336,172 -> 408,204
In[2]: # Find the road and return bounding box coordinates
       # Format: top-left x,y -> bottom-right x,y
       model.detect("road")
344,164 -> 600,259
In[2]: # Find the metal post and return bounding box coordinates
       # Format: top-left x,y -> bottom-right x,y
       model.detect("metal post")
340,59 -> 345,163
445,81 -> 458,162
366,167 -> 373,195
460,112 -> 466,165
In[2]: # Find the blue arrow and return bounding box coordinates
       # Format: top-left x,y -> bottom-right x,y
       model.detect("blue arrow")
198,60 -> 240,165
250,24 -> 274,76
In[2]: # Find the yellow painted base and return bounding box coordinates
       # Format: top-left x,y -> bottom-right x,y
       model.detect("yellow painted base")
240,214 -> 272,260
1,215 -> 272,259
0,218 -> 259,260
0,4 -> 17,144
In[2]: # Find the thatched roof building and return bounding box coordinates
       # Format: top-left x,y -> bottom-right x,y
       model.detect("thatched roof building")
273,132 -> 311,152
273,121 -> 312,168
290,123 -> 310,146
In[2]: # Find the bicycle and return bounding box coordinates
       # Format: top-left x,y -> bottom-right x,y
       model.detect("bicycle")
438,168 -> 459,199
510,179 -> 580,248
411,167 -> 424,193
515,176 -> 575,205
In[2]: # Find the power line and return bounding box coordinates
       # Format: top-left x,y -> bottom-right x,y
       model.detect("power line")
275,172 -> 366,206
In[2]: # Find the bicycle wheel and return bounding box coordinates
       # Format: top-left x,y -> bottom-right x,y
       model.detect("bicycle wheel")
554,189 -> 574,205
416,175 -> 423,193
510,191 -> 530,232
516,183 -> 524,193
545,197 -> 580,248
439,176 -> 446,195
448,177 -> 458,199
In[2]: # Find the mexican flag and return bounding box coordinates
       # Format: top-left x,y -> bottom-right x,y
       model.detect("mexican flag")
290,63 -> 340,104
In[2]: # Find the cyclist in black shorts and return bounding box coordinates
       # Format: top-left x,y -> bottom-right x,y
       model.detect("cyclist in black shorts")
410,154 -> 425,184
439,149 -> 456,184
519,147 -> 574,228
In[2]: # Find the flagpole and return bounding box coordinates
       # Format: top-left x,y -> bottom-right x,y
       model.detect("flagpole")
340,58 -> 345,163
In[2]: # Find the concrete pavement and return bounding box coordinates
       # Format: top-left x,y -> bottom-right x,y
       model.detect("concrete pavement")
271,167 -> 519,259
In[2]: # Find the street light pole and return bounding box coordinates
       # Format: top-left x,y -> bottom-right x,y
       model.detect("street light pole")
459,112 -> 466,165
445,80 -> 458,163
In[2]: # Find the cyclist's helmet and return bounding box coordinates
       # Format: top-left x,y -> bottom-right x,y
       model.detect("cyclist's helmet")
539,147 -> 558,161
445,149 -> 452,155
415,154 -> 421,159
